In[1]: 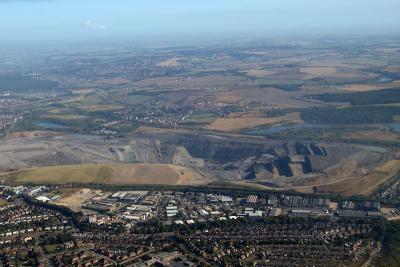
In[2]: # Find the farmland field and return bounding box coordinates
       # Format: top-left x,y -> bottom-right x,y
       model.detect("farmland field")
339,81 -> 400,92
10,163 -> 194,185
79,105 -> 124,112
41,115 -> 88,121
206,112 -> 303,132
316,160 -> 400,196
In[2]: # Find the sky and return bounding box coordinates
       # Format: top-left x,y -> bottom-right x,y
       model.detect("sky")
0,0 -> 400,46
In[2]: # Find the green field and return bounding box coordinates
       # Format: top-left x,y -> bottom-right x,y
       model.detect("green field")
189,112 -> 216,123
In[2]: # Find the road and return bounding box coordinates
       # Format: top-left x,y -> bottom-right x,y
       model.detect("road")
38,245 -> 54,267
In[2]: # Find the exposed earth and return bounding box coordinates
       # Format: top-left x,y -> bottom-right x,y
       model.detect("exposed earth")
0,129 -> 393,196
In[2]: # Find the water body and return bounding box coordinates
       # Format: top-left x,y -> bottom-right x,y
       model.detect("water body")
390,123 -> 400,133
36,121 -> 67,129
377,77 -> 392,83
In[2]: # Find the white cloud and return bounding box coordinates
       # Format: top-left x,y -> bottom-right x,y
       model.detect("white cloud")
83,20 -> 107,32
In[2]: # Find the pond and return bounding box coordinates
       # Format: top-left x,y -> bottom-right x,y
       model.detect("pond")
389,123 -> 400,133
36,121 -> 68,130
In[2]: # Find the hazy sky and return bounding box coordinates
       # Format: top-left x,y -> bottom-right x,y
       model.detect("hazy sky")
1,0 -> 399,45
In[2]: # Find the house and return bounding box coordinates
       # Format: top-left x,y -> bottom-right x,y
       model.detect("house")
246,195 -> 258,205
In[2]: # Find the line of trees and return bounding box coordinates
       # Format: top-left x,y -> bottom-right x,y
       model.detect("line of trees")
309,88 -> 400,105
300,106 -> 400,124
